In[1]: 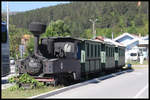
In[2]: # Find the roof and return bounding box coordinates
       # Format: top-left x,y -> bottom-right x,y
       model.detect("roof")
142,35 -> 149,40
114,33 -> 135,41
104,38 -> 125,47
123,38 -> 139,47
41,36 -> 104,43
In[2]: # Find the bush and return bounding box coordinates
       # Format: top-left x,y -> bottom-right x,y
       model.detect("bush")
8,74 -> 44,90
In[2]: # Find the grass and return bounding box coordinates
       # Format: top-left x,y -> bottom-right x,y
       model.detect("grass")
126,59 -> 149,65
132,66 -> 148,69
2,85 -> 64,98
125,60 -> 149,70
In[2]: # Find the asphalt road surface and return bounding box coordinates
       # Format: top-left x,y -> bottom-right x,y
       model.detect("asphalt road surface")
46,67 -> 148,98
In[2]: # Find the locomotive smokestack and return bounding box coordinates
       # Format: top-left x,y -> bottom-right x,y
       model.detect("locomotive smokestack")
29,22 -> 46,55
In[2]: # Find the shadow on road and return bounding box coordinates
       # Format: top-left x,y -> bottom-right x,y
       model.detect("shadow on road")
89,69 -> 134,84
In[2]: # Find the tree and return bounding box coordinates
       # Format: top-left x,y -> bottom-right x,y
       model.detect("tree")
24,37 -> 34,57
81,29 -> 93,39
9,24 -> 31,59
42,20 -> 71,37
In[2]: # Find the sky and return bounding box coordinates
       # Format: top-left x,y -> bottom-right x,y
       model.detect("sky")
2,1 -> 70,12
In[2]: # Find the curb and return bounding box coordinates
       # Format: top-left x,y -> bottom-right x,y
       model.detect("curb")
29,69 -> 133,98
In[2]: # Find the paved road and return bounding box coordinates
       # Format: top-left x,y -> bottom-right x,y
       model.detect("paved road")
46,67 -> 148,98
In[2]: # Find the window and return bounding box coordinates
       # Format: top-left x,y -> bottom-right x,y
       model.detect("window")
130,53 -> 137,56
2,24 -> 7,43
91,44 -> 93,57
98,45 -> 100,57
106,47 -> 108,56
112,48 -> 114,57
54,42 -> 75,58
109,47 -> 111,57
86,43 -> 89,57
95,45 -> 97,57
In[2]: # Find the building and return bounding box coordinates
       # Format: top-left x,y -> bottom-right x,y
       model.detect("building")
138,35 -> 149,60
21,34 -> 33,51
114,33 -> 149,62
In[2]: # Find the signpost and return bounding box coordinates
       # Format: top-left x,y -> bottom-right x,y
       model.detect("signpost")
19,45 -> 25,59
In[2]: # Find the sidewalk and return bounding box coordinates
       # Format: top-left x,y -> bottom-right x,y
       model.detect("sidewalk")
1,64 -> 18,90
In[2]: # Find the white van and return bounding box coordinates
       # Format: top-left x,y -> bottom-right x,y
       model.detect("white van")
130,52 -> 139,61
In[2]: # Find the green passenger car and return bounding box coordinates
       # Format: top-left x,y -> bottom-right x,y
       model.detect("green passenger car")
80,39 -> 103,78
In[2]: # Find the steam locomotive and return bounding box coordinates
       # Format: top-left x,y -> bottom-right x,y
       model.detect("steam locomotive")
17,22 -> 125,85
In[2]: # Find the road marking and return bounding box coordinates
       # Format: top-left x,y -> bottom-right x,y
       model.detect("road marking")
133,84 -> 148,98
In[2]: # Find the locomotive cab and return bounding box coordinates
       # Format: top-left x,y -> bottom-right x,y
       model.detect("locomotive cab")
38,37 -> 82,80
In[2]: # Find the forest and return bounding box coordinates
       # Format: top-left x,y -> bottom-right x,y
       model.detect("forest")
1,1 -> 148,59
3,1 -> 149,38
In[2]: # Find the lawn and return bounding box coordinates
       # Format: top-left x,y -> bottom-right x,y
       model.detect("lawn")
126,59 -> 149,65
2,85 -> 63,98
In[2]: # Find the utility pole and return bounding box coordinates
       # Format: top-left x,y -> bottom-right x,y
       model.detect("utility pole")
7,2 -> 9,33
89,18 -> 98,39
112,32 -> 114,40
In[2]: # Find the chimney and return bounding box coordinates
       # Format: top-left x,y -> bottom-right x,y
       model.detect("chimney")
29,22 -> 46,55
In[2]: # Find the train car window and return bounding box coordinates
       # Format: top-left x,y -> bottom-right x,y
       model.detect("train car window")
119,48 -> 120,56
91,44 -> 93,57
77,43 -> 81,59
111,48 -> 113,57
98,45 -> 100,57
110,48 -> 111,57
110,47 -> 112,57
109,47 -> 110,57
95,45 -> 97,57
86,43 -> 89,58
106,46 -> 108,56
54,42 -> 75,58
99,45 -> 101,57
101,44 -> 105,51
121,49 -> 122,56
108,47 -> 109,57
93,44 -> 95,57
115,47 -> 118,52
64,43 -> 74,52
113,48 -> 114,57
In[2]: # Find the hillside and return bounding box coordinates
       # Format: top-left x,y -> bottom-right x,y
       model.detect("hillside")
8,1 -> 148,37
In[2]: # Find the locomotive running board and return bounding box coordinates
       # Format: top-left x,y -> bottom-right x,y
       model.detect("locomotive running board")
35,78 -> 54,82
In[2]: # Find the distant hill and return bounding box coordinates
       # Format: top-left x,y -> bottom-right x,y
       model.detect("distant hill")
8,1 -> 148,37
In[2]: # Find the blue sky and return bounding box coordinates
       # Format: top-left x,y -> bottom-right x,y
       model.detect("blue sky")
2,1 -> 70,12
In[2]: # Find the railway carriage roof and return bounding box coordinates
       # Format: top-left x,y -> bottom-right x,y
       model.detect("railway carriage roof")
41,37 -> 125,48
41,36 -> 104,43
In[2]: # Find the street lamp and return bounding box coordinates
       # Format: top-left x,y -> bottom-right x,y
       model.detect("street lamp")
89,18 -> 98,39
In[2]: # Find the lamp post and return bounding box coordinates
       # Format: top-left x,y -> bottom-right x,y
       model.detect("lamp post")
89,18 -> 98,39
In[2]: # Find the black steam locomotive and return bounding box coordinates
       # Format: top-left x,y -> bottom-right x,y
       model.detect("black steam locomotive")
17,22 -> 125,85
